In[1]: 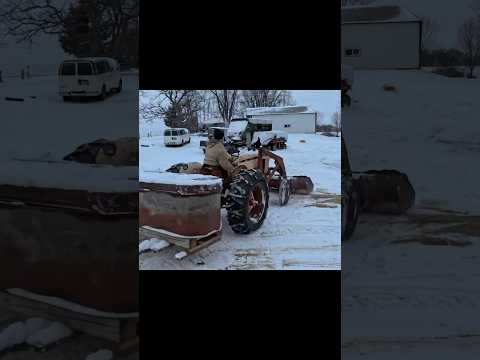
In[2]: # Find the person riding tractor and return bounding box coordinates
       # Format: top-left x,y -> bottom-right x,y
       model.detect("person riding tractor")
201,127 -> 243,184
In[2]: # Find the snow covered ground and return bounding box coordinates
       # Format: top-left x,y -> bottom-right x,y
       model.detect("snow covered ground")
343,69 -> 480,358
0,74 -> 138,162
139,122 -> 341,270
0,74 -> 138,190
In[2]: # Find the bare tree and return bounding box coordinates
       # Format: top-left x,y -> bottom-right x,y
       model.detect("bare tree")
140,90 -> 199,128
332,112 -> 341,137
341,0 -> 375,6
470,0 -> 480,14
0,0 -> 139,65
458,17 -> 480,78
316,112 -> 325,124
196,90 -> 219,122
210,90 -> 238,125
240,90 -> 294,109
420,16 -> 437,51
0,0 -> 68,42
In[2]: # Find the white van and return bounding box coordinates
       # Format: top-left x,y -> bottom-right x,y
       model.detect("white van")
58,57 -> 123,101
164,128 -> 191,146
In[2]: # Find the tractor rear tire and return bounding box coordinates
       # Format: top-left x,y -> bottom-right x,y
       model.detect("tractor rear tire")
342,175 -> 359,241
226,169 -> 269,234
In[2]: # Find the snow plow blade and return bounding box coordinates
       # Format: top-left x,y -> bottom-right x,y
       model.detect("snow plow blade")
355,170 -> 415,214
269,176 -> 314,195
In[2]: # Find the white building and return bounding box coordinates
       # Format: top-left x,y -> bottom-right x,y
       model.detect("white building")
246,106 -> 317,134
342,5 -> 422,69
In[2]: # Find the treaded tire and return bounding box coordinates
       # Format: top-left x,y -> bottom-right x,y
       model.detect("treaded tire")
117,79 -> 123,93
99,85 -> 107,101
342,175 -> 359,241
226,169 -> 269,234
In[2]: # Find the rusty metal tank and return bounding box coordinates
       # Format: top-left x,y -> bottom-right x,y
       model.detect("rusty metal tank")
0,160 -> 138,313
139,172 -> 223,237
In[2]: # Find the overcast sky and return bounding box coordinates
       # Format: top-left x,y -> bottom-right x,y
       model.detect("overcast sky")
376,0 -> 474,49
291,90 -> 340,123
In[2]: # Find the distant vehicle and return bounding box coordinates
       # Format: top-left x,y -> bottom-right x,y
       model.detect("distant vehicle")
164,128 -> 191,146
58,57 -> 123,101
200,122 -> 225,133
227,119 -> 249,146
251,130 -> 288,150
227,118 -> 287,150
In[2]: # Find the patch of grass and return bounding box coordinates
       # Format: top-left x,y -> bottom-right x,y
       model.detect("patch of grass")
408,213 -> 480,234
310,192 -> 337,199
391,237 -> 473,247
402,212 -> 480,242
305,202 -> 338,208
307,192 -> 341,208
383,84 -> 397,92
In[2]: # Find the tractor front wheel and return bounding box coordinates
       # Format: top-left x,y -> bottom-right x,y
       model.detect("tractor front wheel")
226,169 -> 269,234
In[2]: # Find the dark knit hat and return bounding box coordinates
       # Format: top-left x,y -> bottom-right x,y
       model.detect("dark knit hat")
213,128 -> 224,140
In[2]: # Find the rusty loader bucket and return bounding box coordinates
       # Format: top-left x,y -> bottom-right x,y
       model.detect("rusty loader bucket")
355,170 -> 415,214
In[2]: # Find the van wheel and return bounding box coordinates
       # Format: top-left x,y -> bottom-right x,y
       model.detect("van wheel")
99,85 -> 107,100
116,79 -> 123,93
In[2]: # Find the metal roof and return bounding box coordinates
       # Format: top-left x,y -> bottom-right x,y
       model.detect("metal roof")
342,5 -> 420,24
246,105 -> 316,116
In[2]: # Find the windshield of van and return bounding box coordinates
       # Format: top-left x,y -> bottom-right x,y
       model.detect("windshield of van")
61,63 -> 76,76
164,130 -> 171,136
77,62 -> 93,75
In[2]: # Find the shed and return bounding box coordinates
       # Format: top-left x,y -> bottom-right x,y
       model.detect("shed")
245,106 -> 317,133
341,5 -> 422,69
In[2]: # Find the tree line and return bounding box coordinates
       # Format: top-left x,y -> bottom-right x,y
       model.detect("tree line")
420,11 -> 480,78
0,0 -> 139,67
139,90 -> 295,132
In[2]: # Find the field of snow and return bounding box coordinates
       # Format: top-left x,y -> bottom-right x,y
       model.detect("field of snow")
0,74 -> 139,189
0,74 -> 138,161
139,125 -> 341,270
343,69 -> 480,358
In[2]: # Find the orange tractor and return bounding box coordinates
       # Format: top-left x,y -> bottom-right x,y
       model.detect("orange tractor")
164,147 -> 313,234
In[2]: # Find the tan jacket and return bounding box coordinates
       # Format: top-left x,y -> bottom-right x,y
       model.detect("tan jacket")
204,140 -> 235,174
